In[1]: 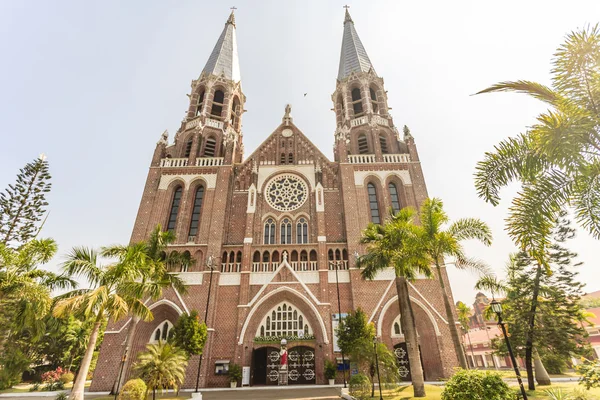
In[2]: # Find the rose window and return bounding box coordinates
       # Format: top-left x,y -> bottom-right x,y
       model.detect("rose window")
265,174 -> 308,212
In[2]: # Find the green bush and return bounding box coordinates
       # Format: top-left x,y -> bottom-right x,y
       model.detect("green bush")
118,378 -> 147,400
349,373 -> 371,400
59,372 -> 74,384
441,369 -> 516,400
55,393 -> 68,400
324,360 -> 337,380
577,359 -> 600,390
228,363 -> 242,384
543,353 -> 567,374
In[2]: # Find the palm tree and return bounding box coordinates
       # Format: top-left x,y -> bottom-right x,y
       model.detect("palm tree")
418,198 -> 493,369
54,244 -> 165,400
456,301 -> 475,368
134,342 -> 188,400
63,319 -> 90,373
110,225 -> 187,394
475,25 -> 600,252
357,208 -> 431,398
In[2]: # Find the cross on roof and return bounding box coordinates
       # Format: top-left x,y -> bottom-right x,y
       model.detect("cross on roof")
230,6 -> 237,11
343,5 -> 350,9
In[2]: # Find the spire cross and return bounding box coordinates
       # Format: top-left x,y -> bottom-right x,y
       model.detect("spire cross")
343,5 -> 350,9
230,6 -> 237,11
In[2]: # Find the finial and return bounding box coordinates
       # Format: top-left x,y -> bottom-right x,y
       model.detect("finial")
403,125 -> 413,140
343,5 -> 353,23
158,129 -> 169,145
227,7 -> 237,26
282,104 -> 293,125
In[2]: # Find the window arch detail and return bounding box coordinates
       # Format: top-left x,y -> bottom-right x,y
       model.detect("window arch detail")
296,218 -> 308,244
150,320 -> 173,343
264,218 -> 276,244
188,186 -> 205,239
211,89 -> 225,119
280,218 -> 292,244
351,87 -> 364,117
256,302 -> 312,337
391,315 -> 402,337
367,183 -> 381,224
389,183 -> 401,214
167,186 -> 183,232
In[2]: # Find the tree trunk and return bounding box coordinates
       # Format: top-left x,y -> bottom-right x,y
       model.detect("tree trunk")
153,388 -> 156,400
70,317 -> 102,400
534,350 -> 551,386
466,331 -> 475,368
436,265 -> 468,369
395,276 -> 426,397
525,264 -> 544,391
111,316 -> 139,394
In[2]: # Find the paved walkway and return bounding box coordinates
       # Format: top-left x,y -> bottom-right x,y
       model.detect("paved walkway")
199,386 -> 341,399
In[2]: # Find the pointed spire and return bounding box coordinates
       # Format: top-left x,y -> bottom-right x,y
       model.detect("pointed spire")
202,10 -> 241,82
337,8 -> 375,80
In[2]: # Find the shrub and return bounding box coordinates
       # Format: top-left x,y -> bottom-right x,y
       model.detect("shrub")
543,353 -> 567,374
29,383 -> 40,392
118,378 -> 147,400
441,369 -> 516,400
41,367 -> 65,384
577,359 -> 600,390
349,373 -> 371,400
228,363 -> 242,384
59,372 -> 74,384
571,387 -> 591,400
55,393 -> 68,400
324,360 -> 337,380
544,388 -> 571,400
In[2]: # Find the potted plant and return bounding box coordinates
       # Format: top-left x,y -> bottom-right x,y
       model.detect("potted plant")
228,363 -> 242,388
325,360 -> 337,385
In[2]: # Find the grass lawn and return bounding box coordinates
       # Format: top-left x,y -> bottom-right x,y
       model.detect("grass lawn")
378,382 -> 600,399
0,380 -> 90,394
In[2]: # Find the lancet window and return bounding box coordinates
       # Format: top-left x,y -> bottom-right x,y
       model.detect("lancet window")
188,186 -> 205,238
367,183 -> 381,224
389,183 -> 401,215
296,218 -> 308,244
264,218 -> 276,244
281,218 -> 292,244
167,187 -> 183,232
150,321 -> 173,343
257,303 -> 312,337
351,87 -> 364,117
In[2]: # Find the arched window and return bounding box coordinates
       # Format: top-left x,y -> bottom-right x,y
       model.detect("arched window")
280,218 -> 291,244
211,89 -> 225,118
296,218 -> 308,244
167,187 -> 183,232
188,186 -> 205,238
264,218 -> 275,244
288,153 -> 293,164
184,138 -> 193,157
389,183 -> 401,214
370,87 -> 379,114
150,320 -> 173,343
203,137 -> 216,157
394,322 -> 401,335
358,134 -> 369,154
391,315 -> 405,337
230,96 -> 240,129
256,302 -> 312,337
351,87 -> 364,117
280,153 -> 286,164
379,135 -> 388,154
180,251 -> 191,272
367,183 -> 381,224
196,90 -> 205,116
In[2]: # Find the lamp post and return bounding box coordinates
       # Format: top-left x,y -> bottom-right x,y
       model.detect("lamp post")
490,299 -> 527,400
195,255 -> 217,393
372,336 -> 383,400
333,259 -> 347,388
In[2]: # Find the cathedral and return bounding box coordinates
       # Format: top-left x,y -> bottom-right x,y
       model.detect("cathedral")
91,9 -> 460,390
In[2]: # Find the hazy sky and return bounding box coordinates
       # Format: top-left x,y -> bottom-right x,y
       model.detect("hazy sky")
1,0 -> 598,305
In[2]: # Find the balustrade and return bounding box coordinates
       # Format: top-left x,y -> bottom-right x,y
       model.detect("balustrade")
351,116 -> 368,127
383,154 -> 410,163
348,154 -> 376,164
160,158 -> 188,167
205,118 -> 224,129
196,157 -> 224,167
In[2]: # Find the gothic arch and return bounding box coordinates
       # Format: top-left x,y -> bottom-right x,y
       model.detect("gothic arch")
238,287 -> 329,345
149,299 -> 184,316
376,295 -> 441,337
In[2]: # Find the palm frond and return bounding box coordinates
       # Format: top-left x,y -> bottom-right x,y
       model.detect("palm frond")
572,162 -> 600,239
448,218 -> 493,246
453,256 -> 493,276
61,247 -> 103,286
474,275 -> 506,296
476,80 -> 563,105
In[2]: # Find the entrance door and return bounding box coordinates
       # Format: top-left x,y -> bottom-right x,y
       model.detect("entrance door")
252,346 -> 279,386
393,343 -> 426,382
287,346 -> 316,384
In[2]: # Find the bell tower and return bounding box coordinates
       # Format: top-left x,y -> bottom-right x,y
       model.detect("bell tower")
173,10 -> 245,165
332,8 -> 407,163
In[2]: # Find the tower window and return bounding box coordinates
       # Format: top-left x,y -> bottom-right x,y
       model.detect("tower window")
296,218 -> 308,244
204,137 -> 216,157
288,153 -> 293,164
167,187 -> 183,232
188,186 -> 205,237
150,320 -> 173,343
211,90 -> 225,119
281,153 -> 286,164
230,96 -> 241,129
370,87 -> 379,114
358,134 -> 369,154
281,218 -> 292,244
389,183 -> 401,214
184,138 -> 193,157
264,218 -> 275,244
196,91 -> 205,116
351,88 -> 364,117
379,135 -> 388,154
367,183 -> 381,224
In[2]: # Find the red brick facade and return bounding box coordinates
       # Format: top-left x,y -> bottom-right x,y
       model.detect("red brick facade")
90,11 -> 460,391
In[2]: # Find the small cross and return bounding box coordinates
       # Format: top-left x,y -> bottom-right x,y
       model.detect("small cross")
230,6 -> 237,11
343,5 -> 350,10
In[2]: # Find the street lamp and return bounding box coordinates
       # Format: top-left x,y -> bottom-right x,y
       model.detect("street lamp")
490,299 -> 527,400
195,255 -> 218,393
333,259 -> 347,388
372,336 -> 383,400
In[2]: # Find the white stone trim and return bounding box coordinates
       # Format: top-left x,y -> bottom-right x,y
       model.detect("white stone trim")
368,279 -> 395,324
247,183 -> 256,213
353,170 -> 412,187
177,272 -> 204,286
376,295 -> 441,337
243,237 -> 253,244
149,298 -> 185,316
257,165 -> 316,192
317,236 -> 327,242
408,282 -> 448,324
296,271 -> 320,284
237,286 -> 329,345
158,173 -> 217,190
327,270 -> 350,283
219,273 -> 241,286
315,182 -> 325,212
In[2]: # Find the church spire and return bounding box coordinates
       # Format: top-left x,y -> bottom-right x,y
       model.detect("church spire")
337,8 -> 375,80
202,10 -> 241,82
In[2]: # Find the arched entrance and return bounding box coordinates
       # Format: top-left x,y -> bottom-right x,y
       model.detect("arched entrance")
251,346 -> 279,385
251,345 -> 316,385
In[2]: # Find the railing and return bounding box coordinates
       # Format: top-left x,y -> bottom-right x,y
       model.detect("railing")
196,157 -> 224,167
221,262 -> 241,273
205,118 -> 224,130
383,154 -> 410,163
348,154 -> 375,164
160,158 -> 188,167
252,262 -> 279,272
288,261 -> 318,271
372,115 -> 389,126
350,116 -> 368,127
185,117 -> 201,130
328,260 -> 349,270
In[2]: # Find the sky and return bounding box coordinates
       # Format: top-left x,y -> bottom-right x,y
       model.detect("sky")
0,0 -> 599,305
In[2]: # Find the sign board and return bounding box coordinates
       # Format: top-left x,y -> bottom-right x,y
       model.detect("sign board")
242,366 -> 250,386
331,313 -> 348,353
